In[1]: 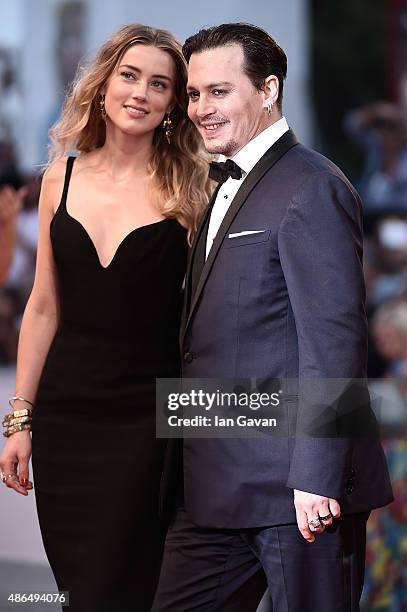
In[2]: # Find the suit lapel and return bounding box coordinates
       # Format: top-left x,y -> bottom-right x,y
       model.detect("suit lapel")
181,129 -> 299,345
180,185 -> 221,342
191,210 -> 210,299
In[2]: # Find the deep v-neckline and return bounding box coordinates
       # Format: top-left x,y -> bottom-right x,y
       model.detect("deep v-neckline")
55,155 -> 170,270
64,207 -> 170,270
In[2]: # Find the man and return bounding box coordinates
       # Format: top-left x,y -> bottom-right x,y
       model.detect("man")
153,23 -> 393,612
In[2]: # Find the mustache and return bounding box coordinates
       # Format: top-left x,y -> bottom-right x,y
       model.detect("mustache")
198,117 -> 229,126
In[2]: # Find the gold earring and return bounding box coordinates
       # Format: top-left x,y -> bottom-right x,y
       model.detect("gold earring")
163,113 -> 173,144
266,101 -> 273,116
99,94 -> 107,121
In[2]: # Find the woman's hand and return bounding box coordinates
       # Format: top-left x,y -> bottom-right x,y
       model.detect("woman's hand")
0,430 -> 33,495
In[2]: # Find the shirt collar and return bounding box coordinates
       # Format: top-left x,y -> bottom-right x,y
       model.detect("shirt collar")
218,116 -> 289,177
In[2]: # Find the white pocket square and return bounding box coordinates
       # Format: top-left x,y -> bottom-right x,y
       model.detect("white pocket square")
228,230 -> 266,238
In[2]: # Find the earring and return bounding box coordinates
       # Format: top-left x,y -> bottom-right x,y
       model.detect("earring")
163,113 -> 173,144
266,100 -> 273,116
99,94 -> 107,122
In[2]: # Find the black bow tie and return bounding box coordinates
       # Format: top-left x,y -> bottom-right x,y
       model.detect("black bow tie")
209,159 -> 243,184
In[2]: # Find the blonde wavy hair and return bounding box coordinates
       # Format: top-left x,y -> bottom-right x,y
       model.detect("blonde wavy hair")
48,23 -> 212,240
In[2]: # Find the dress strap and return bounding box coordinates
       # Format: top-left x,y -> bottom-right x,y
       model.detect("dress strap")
60,156 -> 76,209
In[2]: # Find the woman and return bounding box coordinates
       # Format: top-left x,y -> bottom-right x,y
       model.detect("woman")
0,24 -> 209,611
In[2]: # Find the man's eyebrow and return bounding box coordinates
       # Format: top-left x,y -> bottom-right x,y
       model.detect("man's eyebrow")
119,63 -> 172,81
187,81 -> 233,91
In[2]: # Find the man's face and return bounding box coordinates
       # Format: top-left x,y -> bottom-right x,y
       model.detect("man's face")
187,45 -> 268,157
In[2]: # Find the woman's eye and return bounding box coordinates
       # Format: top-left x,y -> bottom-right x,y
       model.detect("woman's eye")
151,81 -> 166,89
121,71 -> 136,80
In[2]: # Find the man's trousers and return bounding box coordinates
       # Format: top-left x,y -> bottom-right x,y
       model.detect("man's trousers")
152,506 -> 370,612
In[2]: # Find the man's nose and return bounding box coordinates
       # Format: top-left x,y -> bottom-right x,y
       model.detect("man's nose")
195,96 -> 216,119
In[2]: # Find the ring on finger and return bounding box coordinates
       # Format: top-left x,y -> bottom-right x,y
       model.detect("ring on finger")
319,512 -> 333,521
0,471 -> 6,483
308,518 -> 322,529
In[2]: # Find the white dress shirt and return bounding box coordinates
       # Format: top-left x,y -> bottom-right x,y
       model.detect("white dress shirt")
205,117 -> 289,259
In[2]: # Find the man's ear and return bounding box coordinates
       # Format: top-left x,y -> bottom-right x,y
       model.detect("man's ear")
261,75 -> 279,109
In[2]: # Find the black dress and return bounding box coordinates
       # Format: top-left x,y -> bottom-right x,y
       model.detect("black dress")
31,156 -> 188,611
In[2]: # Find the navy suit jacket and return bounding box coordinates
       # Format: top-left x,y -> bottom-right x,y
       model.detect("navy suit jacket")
169,129 -> 393,529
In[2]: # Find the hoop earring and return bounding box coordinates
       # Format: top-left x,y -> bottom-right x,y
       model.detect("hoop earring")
266,100 -> 273,116
163,113 -> 174,144
99,94 -> 107,122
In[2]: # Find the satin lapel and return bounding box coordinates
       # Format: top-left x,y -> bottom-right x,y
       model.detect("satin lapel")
182,129 -> 299,342
191,213 -> 210,299
180,184 -> 221,344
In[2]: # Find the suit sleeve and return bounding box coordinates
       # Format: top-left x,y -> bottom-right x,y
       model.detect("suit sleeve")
278,170 -> 368,499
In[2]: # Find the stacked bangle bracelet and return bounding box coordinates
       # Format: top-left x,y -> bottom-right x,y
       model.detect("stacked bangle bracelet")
2,397 -> 34,438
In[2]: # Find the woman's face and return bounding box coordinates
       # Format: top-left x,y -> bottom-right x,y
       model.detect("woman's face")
103,44 -> 176,138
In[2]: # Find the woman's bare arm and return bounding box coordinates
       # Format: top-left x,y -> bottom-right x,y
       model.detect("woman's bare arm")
0,159 -> 66,495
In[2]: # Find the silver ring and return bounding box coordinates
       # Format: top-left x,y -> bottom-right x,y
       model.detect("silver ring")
308,518 -> 322,529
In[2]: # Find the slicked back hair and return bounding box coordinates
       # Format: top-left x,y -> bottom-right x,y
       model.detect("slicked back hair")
183,23 -> 287,110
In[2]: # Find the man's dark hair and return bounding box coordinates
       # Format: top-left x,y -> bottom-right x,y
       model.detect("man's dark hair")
182,23 -> 287,111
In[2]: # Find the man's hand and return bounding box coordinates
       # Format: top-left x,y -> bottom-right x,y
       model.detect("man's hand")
293,489 -> 340,543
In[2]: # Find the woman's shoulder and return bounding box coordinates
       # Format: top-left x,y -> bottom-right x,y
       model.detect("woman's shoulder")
40,157 -> 74,214
43,152 -> 97,181
42,153 -> 94,191
42,156 -> 71,185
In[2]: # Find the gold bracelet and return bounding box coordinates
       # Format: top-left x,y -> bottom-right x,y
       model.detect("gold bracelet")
8,396 -> 35,409
3,423 -> 32,438
2,406 -> 33,437
3,407 -> 33,422
2,415 -> 32,428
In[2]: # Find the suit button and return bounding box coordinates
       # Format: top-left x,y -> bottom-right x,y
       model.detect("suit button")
346,484 -> 354,494
184,352 -> 194,363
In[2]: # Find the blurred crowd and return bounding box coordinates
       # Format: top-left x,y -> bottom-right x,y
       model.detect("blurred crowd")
344,101 -> 407,611
0,45 -> 40,367
0,40 -> 406,609
343,102 -> 407,407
